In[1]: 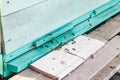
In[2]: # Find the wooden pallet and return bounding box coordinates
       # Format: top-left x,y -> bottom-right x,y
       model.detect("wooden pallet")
9,14 -> 120,80
30,36 -> 104,80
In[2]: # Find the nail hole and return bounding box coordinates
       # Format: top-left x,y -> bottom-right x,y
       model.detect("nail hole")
8,39 -> 11,42
64,36 -> 67,39
7,1 -> 10,4
10,55 -> 13,57
60,61 -> 66,65
89,23 -> 92,26
117,48 -> 120,50
52,68 -> 55,70
52,58 -> 56,60
72,33 -> 75,36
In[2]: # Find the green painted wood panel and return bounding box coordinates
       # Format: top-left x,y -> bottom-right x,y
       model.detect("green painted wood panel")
1,0 -> 110,54
1,0 -> 46,16
0,54 -> 3,75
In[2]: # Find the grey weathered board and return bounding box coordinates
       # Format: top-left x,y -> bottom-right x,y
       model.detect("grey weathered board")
64,36 -> 120,80
91,54 -> 120,80
9,69 -> 52,80
86,19 -> 120,41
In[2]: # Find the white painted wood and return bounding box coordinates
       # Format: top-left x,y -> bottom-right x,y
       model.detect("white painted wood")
61,36 -> 105,60
64,36 -> 120,80
30,36 -> 104,80
30,50 -> 84,80
1,0 -> 110,54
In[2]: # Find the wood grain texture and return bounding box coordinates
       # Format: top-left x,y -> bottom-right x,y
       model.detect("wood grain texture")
9,69 -> 52,80
64,36 -> 120,80
30,50 -> 84,80
91,54 -> 120,80
29,36 -> 104,80
61,36 -> 105,60
86,19 -> 120,41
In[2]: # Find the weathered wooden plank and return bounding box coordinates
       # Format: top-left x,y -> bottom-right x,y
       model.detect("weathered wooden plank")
91,54 -> 120,80
86,19 -> 120,41
61,36 -> 105,60
63,36 -> 120,80
29,36 -> 104,80
113,13 -> 120,22
9,69 -> 52,80
30,50 -> 84,80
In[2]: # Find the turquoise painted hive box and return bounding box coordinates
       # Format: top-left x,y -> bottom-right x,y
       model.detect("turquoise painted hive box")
0,0 -> 120,77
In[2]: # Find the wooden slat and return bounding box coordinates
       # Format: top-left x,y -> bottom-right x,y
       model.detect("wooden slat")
113,14 -> 120,22
86,19 -> 120,41
29,36 -> 104,80
61,36 -> 105,60
63,36 -> 120,80
91,54 -> 120,80
30,50 -> 84,80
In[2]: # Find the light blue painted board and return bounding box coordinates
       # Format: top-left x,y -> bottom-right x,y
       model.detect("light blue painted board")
1,0 -> 110,54
0,54 -> 3,75
0,21 -> 1,53
1,0 -> 46,16
1,0 -> 110,16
